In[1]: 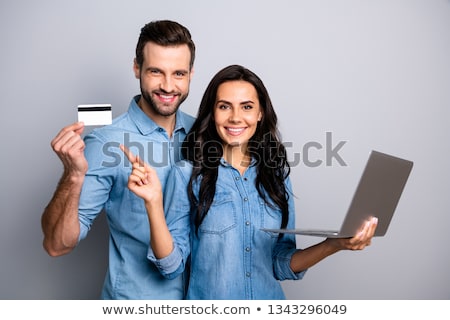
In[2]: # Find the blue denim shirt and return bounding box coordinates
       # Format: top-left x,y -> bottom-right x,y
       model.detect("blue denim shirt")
78,95 -> 195,299
149,159 -> 306,299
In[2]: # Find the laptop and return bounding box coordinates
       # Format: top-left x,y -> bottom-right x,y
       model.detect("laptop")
262,150 -> 414,238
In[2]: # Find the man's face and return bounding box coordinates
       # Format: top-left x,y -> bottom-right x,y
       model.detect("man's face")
134,42 -> 193,118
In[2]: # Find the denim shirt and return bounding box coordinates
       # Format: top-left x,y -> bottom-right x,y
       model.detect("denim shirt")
149,159 -> 306,299
77,95 -> 195,299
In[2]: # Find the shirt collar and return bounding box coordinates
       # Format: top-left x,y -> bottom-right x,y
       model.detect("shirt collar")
128,95 -> 190,136
220,157 -> 257,167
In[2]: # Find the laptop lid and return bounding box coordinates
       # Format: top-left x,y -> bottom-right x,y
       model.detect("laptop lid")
262,150 -> 414,238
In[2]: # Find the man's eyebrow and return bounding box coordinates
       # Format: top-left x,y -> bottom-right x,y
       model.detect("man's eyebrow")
145,66 -> 160,71
174,69 -> 190,74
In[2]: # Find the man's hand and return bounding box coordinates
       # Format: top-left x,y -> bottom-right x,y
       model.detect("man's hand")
51,122 -> 88,177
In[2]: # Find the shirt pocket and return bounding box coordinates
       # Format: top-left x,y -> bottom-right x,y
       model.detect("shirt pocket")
199,192 -> 237,234
260,200 -> 283,238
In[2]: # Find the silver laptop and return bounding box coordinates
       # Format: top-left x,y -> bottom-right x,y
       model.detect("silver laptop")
262,150 -> 413,238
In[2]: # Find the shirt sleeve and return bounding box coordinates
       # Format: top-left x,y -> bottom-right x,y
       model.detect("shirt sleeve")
77,132 -> 115,241
272,176 -> 307,280
147,163 -> 192,279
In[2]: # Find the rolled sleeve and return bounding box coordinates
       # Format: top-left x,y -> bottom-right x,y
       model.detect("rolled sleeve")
147,162 -> 192,279
147,245 -> 185,279
78,133 -> 115,241
273,247 -> 307,280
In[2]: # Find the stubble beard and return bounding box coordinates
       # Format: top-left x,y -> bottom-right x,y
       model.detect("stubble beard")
141,87 -> 188,117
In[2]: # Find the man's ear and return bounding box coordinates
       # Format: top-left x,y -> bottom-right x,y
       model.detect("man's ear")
133,58 -> 140,79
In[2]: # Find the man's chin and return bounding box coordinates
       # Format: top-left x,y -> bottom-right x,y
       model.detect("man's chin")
157,105 -> 179,117
141,93 -> 181,117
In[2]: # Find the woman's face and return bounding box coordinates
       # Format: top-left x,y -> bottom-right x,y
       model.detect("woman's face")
213,80 -> 262,149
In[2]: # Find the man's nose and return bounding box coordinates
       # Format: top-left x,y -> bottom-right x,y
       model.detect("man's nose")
160,76 -> 175,92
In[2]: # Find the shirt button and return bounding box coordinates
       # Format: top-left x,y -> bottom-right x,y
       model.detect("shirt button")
243,197 -> 248,201
245,221 -> 250,226
246,272 -> 251,277
245,247 -> 251,252
235,176 -> 240,180
243,177 -> 248,181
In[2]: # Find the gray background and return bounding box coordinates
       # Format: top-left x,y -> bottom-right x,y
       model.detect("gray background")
1,0 -> 449,299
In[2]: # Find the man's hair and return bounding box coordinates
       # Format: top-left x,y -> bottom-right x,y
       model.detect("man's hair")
135,20 -> 195,69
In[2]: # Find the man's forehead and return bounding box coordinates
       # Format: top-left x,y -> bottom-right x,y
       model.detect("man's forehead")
142,42 -> 191,70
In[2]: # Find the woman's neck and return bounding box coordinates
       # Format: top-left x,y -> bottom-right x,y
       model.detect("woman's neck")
223,144 -> 251,175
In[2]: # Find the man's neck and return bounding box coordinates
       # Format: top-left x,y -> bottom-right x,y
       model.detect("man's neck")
137,97 -> 176,137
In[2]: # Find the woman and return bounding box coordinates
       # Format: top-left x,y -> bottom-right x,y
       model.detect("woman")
121,64 -> 377,299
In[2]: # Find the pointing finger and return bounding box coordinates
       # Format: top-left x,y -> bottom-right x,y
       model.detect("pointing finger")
120,144 -> 147,168
120,144 -> 135,163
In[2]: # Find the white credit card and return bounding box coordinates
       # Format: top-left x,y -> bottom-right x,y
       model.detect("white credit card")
77,104 -> 112,126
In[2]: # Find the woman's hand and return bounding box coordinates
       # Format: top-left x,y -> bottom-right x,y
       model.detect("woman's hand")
327,217 -> 378,250
120,144 -> 162,204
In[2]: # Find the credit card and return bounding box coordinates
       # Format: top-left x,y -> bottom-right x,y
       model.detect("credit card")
77,104 -> 112,126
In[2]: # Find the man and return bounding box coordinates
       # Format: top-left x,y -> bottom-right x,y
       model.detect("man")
41,20 -> 196,299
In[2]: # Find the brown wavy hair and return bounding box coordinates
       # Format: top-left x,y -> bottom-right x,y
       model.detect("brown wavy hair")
182,65 -> 291,234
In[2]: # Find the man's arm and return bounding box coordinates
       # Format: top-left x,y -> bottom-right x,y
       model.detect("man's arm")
41,122 -> 88,256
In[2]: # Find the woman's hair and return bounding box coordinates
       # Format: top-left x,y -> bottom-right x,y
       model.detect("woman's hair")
135,20 -> 195,70
182,64 -> 291,234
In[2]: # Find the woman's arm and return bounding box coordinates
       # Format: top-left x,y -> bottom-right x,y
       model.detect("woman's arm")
290,217 -> 378,273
